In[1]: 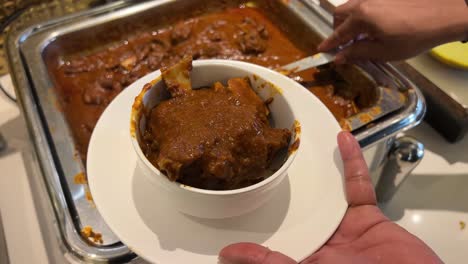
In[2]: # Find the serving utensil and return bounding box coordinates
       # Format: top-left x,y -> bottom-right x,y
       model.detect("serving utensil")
279,53 -> 407,131
281,52 -> 336,72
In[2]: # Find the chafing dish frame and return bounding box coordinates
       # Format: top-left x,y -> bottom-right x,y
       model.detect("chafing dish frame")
5,0 -> 425,262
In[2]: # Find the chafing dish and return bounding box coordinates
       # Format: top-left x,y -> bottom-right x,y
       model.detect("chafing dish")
5,0 -> 425,262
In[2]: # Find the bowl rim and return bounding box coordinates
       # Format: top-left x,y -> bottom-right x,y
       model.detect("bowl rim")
129,59 -> 301,196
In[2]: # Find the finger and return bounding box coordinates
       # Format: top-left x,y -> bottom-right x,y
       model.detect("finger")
333,0 -> 361,28
317,17 -> 363,52
334,40 -> 383,63
334,0 -> 362,17
337,131 -> 376,206
219,243 -> 296,264
333,14 -> 346,29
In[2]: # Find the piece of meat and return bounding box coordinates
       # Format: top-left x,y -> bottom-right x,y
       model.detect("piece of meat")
63,59 -> 95,74
98,72 -> 114,90
313,64 -> 378,108
204,24 -> 226,42
112,81 -> 123,92
80,123 -> 93,137
237,30 -> 267,54
120,55 -> 137,71
151,35 -> 171,50
100,53 -> 121,70
236,17 -> 268,54
135,45 -> 151,61
212,81 -> 226,92
244,17 -> 269,39
207,29 -> 224,42
147,51 -> 165,70
256,23 -> 269,39
161,56 -> 193,97
171,21 -> 193,45
117,74 -> 131,87
333,64 -> 378,108
227,77 -> 268,116
82,84 -> 109,106
199,43 -> 221,58
157,157 -> 184,181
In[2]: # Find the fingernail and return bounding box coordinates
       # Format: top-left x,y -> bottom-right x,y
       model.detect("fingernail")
340,131 -> 356,145
337,131 -> 357,158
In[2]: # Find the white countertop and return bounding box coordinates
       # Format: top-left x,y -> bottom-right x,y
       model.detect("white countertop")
408,54 -> 468,107
1,63 -> 467,264
0,75 -> 49,264
384,122 -> 468,263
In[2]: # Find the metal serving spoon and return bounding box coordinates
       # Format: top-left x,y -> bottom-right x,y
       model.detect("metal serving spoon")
281,52 -> 336,72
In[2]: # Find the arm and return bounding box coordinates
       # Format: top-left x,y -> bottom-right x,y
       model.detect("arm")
318,0 -> 468,63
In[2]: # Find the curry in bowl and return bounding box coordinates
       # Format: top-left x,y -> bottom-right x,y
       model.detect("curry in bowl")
135,57 -> 293,190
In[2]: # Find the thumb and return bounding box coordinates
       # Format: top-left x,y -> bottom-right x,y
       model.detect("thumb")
337,131 -> 376,206
335,40 -> 384,63
219,242 -> 297,264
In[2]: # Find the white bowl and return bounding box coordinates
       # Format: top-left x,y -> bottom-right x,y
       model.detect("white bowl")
130,60 -> 301,219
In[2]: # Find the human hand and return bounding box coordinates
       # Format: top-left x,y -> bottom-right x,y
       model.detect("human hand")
218,131 -> 443,264
318,0 -> 468,63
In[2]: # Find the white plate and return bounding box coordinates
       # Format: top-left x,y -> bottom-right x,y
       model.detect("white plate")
87,62 -> 347,264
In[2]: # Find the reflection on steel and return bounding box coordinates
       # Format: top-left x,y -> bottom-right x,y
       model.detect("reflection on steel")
376,136 -> 425,203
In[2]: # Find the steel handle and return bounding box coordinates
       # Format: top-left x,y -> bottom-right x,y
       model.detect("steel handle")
375,136 -> 424,203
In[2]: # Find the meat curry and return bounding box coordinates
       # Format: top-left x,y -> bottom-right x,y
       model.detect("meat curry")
140,57 -> 291,190
50,7 -> 375,162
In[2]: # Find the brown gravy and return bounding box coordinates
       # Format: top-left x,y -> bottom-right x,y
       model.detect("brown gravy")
51,7 -> 359,162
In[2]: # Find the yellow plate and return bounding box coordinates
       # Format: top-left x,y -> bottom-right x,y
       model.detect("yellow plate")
430,42 -> 468,70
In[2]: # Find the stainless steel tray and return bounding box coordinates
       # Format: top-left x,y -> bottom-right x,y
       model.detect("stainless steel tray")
6,0 -> 425,262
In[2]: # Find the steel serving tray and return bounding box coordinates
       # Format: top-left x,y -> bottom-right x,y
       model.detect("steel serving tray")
6,0 -> 425,262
